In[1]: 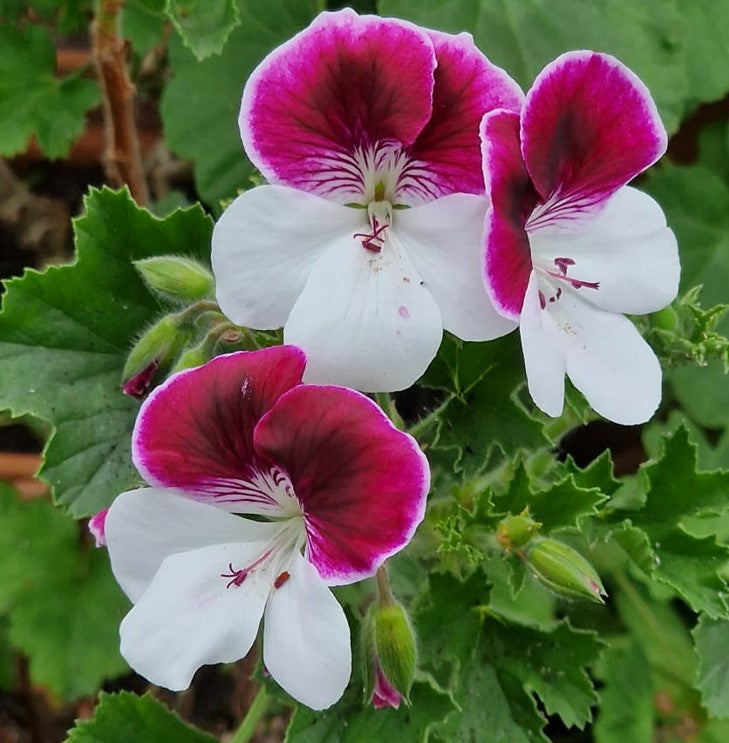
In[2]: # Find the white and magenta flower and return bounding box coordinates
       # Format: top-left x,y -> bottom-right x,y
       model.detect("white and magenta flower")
211,9 -> 523,392
103,347 -> 429,710
481,52 -> 680,424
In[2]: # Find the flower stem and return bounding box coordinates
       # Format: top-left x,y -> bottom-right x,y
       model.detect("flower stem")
376,564 -> 395,607
374,392 -> 404,430
229,685 -> 270,743
92,0 -> 149,205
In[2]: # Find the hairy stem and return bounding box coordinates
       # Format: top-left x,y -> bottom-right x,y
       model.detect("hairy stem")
230,685 -> 271,743
92,0 -> 149,204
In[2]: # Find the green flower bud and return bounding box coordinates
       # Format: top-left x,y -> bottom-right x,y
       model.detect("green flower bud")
171,345 -> 209,373
122,315 -> 188,396
134,256 -> 214,302
372,601 -> 417,704
496,508 -> 541,552
526,538 -> 607,604
650,306 -> 679,332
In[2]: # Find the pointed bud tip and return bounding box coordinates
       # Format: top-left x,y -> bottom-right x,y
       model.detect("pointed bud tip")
134,256 -> 214,302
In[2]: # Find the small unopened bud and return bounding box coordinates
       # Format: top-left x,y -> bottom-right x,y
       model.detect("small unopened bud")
88,507 -> 109,547
134,256 -> 214,303
496,508 -> 541,552
526,538 -> 607,604
650,306 -> 679,332
122,316 -> 187,397
171,346 -> 209,373
363,600 -> 417,709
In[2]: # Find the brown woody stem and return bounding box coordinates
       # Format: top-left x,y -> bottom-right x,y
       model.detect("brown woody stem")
92,0 -> 149,204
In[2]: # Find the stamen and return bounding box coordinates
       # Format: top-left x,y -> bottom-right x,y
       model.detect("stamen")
354,216 -> 388,253
274,571 -> 291,589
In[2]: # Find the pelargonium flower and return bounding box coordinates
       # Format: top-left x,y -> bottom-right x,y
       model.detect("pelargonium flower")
481,51 -> 680,424
103,347 -> 428,710
212,9 -> 523,392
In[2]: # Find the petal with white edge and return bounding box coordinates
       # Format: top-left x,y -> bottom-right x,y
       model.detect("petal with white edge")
522,51 -> 667,214
535,286 -> 662,424
212,186 -> 362,329
263,553 -> 351,710
528,186 -> 680,315
119,541 -> 280,691
132,348 -> 305,512
520,271 -> 567,418
241,9 -> 435,200
254,385 -> 429,584
284,231 -> 442,392
396,193 -> 517,341
105,488 -> 281,602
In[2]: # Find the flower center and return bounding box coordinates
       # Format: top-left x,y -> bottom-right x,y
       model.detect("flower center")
353,201 -> 393,254
535,256 -> 600,309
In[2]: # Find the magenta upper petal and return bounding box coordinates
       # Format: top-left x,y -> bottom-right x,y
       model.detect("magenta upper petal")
521,51 -> 667,213
406,30 -> 523,198
132,347 -> 306,498
480,109 -> 538,320
240,9 -> 435,198
253,386 -> 429,584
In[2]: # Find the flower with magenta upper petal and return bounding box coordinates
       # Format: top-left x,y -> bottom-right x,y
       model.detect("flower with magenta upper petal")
103,346 -> 429,710
481,51 -> 680,425
211,9 -> 523,392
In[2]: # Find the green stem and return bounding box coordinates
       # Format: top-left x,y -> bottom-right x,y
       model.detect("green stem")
229,685 -> 270,743
374,392 -> 404,430
174,299 -> 222,325
407,395 -> 453,440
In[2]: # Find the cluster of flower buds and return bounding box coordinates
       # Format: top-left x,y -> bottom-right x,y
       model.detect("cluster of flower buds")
496,509 -> 606,604
121,256 -> 248,397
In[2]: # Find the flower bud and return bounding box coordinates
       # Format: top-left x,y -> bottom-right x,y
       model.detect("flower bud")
363,601 -> 417,708
171,345 -> 209,373
121,316 -> 188,397
88,507 -> 109,547
134,256 -> 214,303
496,508 -> 541,552
525,538 -> 606,604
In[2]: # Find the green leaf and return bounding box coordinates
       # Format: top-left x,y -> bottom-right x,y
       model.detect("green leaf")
0,187 -> 214,516
122,0 -> 167,54
643,163 -> 729,311
160,0 -> 319,211
65,691 -> 216,743
493,463 -> 607,532
417,335 -> 546,476
284,680 -> 453,743
379,0 -> 687,133
165,0 -> 240,60
693,616 -> 729,719
593,640 -> 654,743
0,25 -> 99,158
0,484 -> 128,698
0,0 -> 91,33
676,0 -> 729,106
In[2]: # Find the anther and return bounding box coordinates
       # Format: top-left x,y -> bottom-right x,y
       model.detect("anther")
274,571 -> 291,589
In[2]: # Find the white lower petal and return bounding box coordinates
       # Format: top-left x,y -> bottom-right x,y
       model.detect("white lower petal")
396,194 -> 517,340
212,185 -> 361,328
529,186 -> 680,315
284,230 -> 443,392
520,271 -> 567,417
530,283 -> 662,424
105,488 -> 281,601
263,553 -> 351,710
120,541 -> 280,691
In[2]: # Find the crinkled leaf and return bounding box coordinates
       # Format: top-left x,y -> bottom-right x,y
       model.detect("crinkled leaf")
0,484 -> 128,699
160,0 -> 319,211
65,691 -> 216,743
122,0 -> 166,54
417,335 -> 546,476
593,640 -> 654,743
0,187 -> 213,516
493,463 -> 607,532
379,0 -> 687,133
693,616 -> 729,720
0,25 -> 99,158
165,0 -> 240,60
